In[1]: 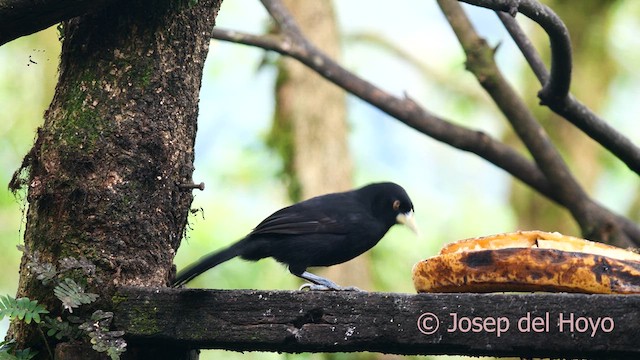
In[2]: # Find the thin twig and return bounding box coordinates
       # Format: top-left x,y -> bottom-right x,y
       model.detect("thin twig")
496,11 -> 549,83
459,0 -> 571,102
259,0 -> 305,43
345,32 -> 491,106
37,324 -> 55,360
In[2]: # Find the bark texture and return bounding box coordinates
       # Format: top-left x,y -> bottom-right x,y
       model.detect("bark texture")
112,287 -> 640,359
8,0 -> 221,357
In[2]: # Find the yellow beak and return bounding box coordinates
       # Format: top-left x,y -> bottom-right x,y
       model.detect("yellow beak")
396,210 -> 418,235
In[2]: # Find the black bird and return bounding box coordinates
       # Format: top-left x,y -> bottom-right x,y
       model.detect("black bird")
172,182 -> 417,290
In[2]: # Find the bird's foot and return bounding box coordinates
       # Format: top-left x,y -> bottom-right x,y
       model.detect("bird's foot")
299,283 -> 362,291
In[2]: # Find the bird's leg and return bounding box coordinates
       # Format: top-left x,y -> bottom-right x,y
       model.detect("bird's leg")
297,271 -> 361,291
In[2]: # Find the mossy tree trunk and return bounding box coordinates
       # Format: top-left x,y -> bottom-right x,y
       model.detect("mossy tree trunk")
7,0 -> 221,358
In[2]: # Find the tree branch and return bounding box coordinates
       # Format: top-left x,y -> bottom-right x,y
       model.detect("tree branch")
345,31 -> 491,106
0,0 -> 117,46
458,0 -> 571,102
210,28 -> 555,204
437,0 -> 635,246
211,0 -> 640,246
113,287 -> 640,358
554,94 -> 640,175
466,0 -> 640,176
495,11 -> 549,84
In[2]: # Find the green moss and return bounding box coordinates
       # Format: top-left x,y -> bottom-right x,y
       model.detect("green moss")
464,39 -> 499,88
59,235 -> 94,259
54,76 -> 106,154
54,49 -> 155,153
127,306 -> 160,335
140,64 -> 154,88
110,294 -> 128,307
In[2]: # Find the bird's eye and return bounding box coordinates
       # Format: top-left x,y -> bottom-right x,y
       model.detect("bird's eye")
392,200 -> 400,211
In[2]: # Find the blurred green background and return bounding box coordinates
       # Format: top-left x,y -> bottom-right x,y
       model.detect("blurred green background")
1,0 -> 639,359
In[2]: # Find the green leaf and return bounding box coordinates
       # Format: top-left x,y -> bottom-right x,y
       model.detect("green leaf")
0,351 -> 18,360
58,257 -> 96,276
42,316 -> 81,341
53,278 -> 99,313
0,296 -> 48,324
0,339 -> 38,360
80,310 -> 126,360
13,348 -> 38,360
20,248 -> 58,285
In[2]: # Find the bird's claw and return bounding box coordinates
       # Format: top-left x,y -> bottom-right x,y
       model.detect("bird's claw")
339,286 -> 363,291
299,283 -> 328,291
299,283 -> 362,291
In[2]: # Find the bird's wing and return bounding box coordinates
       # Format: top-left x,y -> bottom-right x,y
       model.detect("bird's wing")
249,210 -> 345,236
249,196 -> 359,236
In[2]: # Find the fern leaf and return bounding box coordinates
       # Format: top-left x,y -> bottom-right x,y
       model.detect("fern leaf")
21,248 -> 58,285
0,295 -> 12,318
13,349 -> 37,360
58,257 -> 96,276
0,340 -> 36,360
0,350 -> 18,360
79,311 -> 126,359
53,278 -> 99,313
42,316 -> 81,341
0,296 -> 48,324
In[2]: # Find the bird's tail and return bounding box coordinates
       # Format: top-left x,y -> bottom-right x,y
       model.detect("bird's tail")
172,239 -> 246,287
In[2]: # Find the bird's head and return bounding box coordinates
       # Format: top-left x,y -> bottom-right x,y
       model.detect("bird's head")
359,182 -> 418,234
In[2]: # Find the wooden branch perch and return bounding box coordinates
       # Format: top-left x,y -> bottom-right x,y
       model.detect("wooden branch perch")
113,287 -> 640,358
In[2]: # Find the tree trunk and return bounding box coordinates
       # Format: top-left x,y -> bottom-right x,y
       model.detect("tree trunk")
268,0 -> 375,293
7,0 -> 221,358
270,1 -> 352,201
